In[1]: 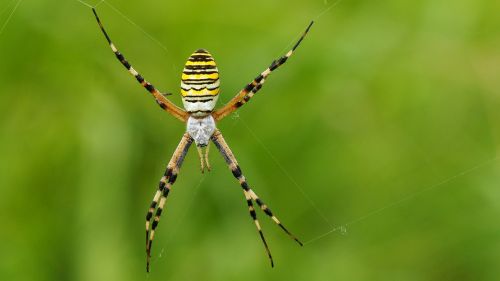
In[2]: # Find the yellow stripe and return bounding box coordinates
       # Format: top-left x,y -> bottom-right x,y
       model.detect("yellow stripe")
181,73 -> 219,80
185,60 -> 216,66
181,88 -> 219,96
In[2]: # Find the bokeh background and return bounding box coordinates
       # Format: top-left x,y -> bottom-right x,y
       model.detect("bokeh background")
1,0 -> 499,280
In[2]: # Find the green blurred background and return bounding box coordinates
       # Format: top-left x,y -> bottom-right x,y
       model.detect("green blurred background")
1,0 -> 499,280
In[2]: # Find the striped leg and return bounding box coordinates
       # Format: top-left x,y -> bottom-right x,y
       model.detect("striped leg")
145,133 -> 193,272
247,189 -> 302,246
211,130 -> 302,267
212,21 -> 314,121
243,188 -> 273,266
92,8 -> 189,122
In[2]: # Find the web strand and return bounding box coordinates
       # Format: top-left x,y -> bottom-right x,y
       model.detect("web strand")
76,0 -> 177,72
150,174 -> 206,266
75,0 -> 103,9
239,118 -> 336,230
314,0 -> 344,22
276,0 -> 342,56
343,156 -> 499,227
100,1 -> 173,57
0,0 -> 16,17
302,156 -> 499,245
0,0 -> 22,36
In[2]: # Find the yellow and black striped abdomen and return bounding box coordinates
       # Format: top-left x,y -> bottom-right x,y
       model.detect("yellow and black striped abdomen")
181,49 -> 220,117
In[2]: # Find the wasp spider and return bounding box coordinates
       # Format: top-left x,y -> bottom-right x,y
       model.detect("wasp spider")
92,8 -> 313,271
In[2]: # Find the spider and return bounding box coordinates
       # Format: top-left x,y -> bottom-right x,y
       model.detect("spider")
92,8 -> 313,271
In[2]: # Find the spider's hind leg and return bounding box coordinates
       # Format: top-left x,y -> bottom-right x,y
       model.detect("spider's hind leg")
247,188 -> 302,246
211,129 -> 302,266
145,133 -> 193,272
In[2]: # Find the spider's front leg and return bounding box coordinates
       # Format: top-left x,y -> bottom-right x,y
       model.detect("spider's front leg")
92,8 -> 189,122
212,21 -> 313,121
211,130 -> 302,267
145,133 -> 193,272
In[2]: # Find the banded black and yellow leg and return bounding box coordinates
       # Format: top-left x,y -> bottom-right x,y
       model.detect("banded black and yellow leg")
145,133 -> 193,272
243,188 -> 274,266
247,189 -> 302,246
211,130 -> 302,266
145,168 -> 175,260
145,187 -> 162,247
213,21 -> 314,121
92,8 -> 189,122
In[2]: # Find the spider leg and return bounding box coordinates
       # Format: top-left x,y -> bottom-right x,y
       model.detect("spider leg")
212,21 -> 314,121
243,188 -> 274,267
247,188 -> 303,246
92,8 -> 189,122
211,130 -> 302,267
145,133 -> 193,272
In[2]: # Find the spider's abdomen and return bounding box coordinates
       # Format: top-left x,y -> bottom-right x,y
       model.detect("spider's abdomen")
181,49 -> 220,117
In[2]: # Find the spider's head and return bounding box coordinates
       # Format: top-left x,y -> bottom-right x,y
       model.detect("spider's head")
180,49 -> 220,117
